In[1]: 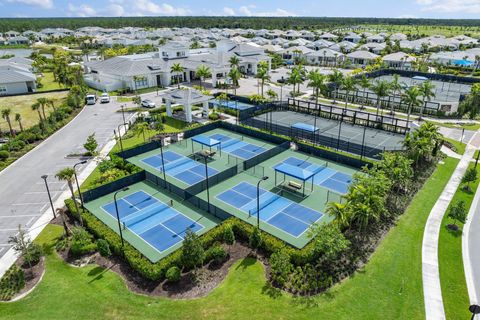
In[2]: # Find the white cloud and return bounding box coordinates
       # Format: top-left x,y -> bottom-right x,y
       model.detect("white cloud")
68,3 -> 97,17
107,3 -> 125,16
238,5 -> 295,17
5,0 -> 53,9
416,0 -> 480,13
223,7 -> 235,16
131,0 -> 190,16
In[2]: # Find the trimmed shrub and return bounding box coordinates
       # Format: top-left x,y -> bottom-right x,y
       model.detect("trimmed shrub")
165,266 -> 181,283
205,245 -> 228,264
23,243 -> 43,267
208,113 -> 220,120
97,239 -> 111,257
0,150 -> 9,160
0,264 -> 25,301
269,249 -> 292,286
69,227 -> 96,258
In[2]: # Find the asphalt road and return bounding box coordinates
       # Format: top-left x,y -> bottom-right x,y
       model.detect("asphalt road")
0,99 -> 131,259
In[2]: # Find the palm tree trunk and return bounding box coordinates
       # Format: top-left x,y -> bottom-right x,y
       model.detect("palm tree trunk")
18,120 -> 23,132
6,118 -> 14,137
407,103 -> 412,124
376,97 -> 381,117
41,105 -> 46,121
419,99 -> 426,120
68,182 -> 83,226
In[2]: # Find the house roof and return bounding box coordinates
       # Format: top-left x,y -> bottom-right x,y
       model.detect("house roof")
382,52 -> 416,62
0,65 -> 35,83
347,50 -> 379,59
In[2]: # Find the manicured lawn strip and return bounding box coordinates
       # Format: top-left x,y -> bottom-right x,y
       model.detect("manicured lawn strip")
439,163 -> 480,320
0,157 -> 458,319
443,137 -> 466,155
36,72 -> 63,92
430,121 -> 480,131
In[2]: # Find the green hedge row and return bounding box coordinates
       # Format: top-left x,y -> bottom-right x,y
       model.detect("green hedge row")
65,199 -> 320,281
0,264 -> 25,301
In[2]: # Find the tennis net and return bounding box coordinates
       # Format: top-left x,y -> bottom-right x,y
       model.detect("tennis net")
248,192 -> 280,217
221,136 -> 244,148
162,157 -> 191,172
124,203 -> 170,228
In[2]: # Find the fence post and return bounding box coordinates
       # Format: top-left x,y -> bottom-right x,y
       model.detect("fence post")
360,126 -> 367,159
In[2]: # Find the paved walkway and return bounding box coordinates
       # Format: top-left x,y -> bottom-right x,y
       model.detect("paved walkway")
422,137 -> 476,320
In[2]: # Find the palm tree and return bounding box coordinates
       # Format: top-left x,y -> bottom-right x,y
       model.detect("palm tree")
256,66 -> 270,98
307,69 -> 326,107
229,56 -> 240,68
37,97 -> 49,121
195,64 -> 211,90
358,75 -> 371,109
389,74 -> 403,115
55,168 -> 82,226
170,63 -> 184,88
15,113 -> 23,132
418,80 -> 436,120
370,80 -> 391,117
328,69 -> 344,104
326,201 -> 350,230
287,66 -> 304,96
340,76 -> 357,108
47,98 -> 56,112
134,122 -> 150,142
228,67 -> 241,95
31,102 -> 43,124
1,108 -> 15,137
401,86 -> 423,124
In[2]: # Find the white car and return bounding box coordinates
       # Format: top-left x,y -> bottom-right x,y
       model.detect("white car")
141,99 -> 156,108
100,93 -> 110,103
86,94 -> 96,105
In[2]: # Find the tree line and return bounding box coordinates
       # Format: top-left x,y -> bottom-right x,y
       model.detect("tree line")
2,17 -> 480,33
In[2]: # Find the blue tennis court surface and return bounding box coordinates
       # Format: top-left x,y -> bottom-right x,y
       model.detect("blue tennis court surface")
102,191 -> 203,252
275,157 -> 353,195
216,182 -> 323,237
140,150 -> 218,185
207,133 -> 267,160
209,99 -> 254,111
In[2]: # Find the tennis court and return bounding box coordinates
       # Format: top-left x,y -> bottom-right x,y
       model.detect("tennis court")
274,156 -> 353,195
216,182 -> 323,237
206,133 -> 267,160
209,99 -> 255,111
101,190 -> 204,252
140,150 -> 219,185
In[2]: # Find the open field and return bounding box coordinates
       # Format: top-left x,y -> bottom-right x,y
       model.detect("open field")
363,24 -> 480,38
0,91 -> 68,130
0,156 -> 458,319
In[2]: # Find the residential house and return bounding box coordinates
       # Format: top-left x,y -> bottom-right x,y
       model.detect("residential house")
382,52 -> 416,70
346,50 -> 379,67
305,48 -> 344,67
344,32 -> 362,43
0,58 -> 36,95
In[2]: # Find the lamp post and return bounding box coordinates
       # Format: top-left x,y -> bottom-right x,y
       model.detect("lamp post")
256,176 -> 269,228
158,138 -> 168,190
469,304 -> 480,320
41,175 -> 56,218
114,187 -> 129,250
120,104 -> 126,124
202,155 -> 211,214
117,122 -> 128,152
73,160 -> 87,208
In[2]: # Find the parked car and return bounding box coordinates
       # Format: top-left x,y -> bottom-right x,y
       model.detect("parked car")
141,99 -> 156,108
100,92 -> 110,103
86,94 -> 96,105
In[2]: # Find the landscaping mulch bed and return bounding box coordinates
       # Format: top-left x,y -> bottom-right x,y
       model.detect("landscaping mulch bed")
7,257 -> 45,302
57,240 -> 262,299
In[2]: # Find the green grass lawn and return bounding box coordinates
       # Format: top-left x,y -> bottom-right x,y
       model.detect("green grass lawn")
0,91 -> 68,130
0,157 -> 459,319
439,163 -> 480,319
36,72 -> 63,92
430,121 -> 480,131
443,137 -> 467,155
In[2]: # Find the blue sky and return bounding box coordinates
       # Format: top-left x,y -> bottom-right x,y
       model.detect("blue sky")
1,0 -> 479,18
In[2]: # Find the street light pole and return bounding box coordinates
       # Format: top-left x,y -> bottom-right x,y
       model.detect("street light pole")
120,104 -> 126,124
41,175 -> 56,218
256,176 -> 269,228
73,160 -> 87,208
114,187 -> 129,251
203,155 -> 211,214
117,122 -> 128,153
159,138 -> 168,190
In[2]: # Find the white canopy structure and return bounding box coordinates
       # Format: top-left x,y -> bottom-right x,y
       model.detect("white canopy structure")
161,88 -> 213,123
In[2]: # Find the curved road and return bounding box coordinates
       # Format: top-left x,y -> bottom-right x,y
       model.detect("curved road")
0,99 -> 131,272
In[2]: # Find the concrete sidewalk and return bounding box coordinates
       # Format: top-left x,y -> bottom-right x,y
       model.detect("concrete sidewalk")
422,144 -> 475,320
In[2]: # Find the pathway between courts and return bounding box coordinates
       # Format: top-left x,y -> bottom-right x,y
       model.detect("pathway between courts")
422,135 -> 476,320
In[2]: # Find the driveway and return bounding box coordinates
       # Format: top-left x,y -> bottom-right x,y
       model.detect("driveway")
0,98 -> 133,261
